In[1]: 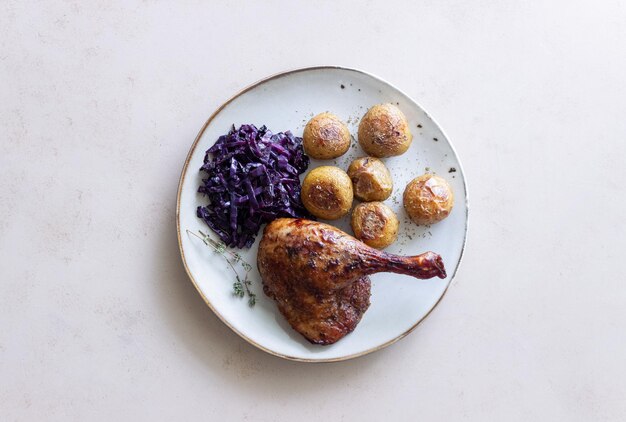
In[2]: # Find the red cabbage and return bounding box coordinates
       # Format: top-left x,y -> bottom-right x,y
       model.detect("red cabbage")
197,124 -> 311,248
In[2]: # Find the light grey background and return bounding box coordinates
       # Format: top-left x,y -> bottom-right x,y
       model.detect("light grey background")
2,1 -> 625,420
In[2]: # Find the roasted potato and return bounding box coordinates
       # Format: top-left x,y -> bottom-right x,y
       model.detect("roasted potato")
303,112 -> 351,159
301,166 -> 353,220
351,202 -> 399,249
358,104 -> 412,157
403,174 -> 454,225
347,157 -> 393,202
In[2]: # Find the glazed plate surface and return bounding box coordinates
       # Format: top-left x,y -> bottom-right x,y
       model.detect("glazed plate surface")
177,67 -> 468,362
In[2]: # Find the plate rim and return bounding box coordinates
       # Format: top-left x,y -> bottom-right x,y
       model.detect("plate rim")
176,65 -> 469,363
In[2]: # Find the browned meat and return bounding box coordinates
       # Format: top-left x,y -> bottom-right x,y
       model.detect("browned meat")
264,273 -> 372,346
257,218 -> 446,345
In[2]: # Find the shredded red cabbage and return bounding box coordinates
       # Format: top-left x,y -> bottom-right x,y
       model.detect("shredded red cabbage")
197,124 -> 311,248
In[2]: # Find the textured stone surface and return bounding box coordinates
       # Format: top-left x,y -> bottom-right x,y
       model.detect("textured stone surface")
1,1 -> 625,420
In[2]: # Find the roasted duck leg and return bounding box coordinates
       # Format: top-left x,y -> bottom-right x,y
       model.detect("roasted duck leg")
258,218 -> 446,345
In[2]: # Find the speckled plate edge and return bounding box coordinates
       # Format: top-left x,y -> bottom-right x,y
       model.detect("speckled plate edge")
176,65 -> 469,363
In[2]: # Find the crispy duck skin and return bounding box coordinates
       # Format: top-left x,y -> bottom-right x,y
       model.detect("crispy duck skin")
257,218 -> 446,345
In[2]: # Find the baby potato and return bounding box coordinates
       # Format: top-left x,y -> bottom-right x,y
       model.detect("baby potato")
358,104 -> 412,157
351,202 -> 399,249
403,174 -> 454,225
347,157 -> 393,202
301,166 -> 353,220
303,112 -> 351,159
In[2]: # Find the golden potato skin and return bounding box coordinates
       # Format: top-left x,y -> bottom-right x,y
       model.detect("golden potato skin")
303,112 -> 351,159
358,104 -> 412,157
403,174 -> 454,225
347,157 -> 393,202
301,166 -> 353,220
350,202 -> 399,249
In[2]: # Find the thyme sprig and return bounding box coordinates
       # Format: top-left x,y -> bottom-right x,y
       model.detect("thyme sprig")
187,229 -> 256,307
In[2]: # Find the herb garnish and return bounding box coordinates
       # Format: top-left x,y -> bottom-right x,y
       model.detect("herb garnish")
187,230 -> 256,306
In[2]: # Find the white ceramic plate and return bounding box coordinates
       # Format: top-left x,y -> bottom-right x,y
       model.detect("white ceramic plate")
177,66 -> 468,362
